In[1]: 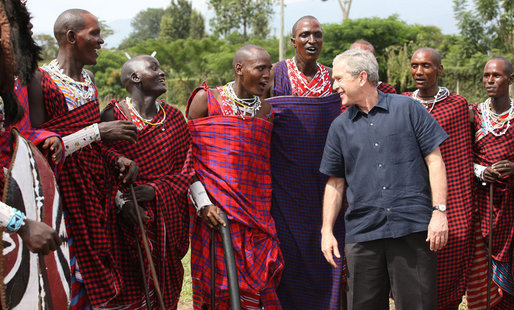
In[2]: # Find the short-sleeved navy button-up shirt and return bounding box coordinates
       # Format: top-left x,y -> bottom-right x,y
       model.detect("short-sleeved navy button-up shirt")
320,91 -> 448,243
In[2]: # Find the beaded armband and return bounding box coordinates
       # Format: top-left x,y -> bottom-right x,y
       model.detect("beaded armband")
473,163 -> 488,186
0,201 -> 26,232
62,123 -> 101,156
188,181 -> 213,216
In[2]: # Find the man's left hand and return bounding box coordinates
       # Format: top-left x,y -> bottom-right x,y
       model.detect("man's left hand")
116,156 -> 138,184
122,184 -> 155,203
426,210 -> 448,251
492,160 -> 514,179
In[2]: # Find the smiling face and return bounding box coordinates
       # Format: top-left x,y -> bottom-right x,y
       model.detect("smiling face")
138,56 -> 166,97
410,50 -> 442,95
332,58 -> 362,107
483,59 -> 513,99
236,49 -> 272,97
291,18 -> 323,63
74,13 -> 104,66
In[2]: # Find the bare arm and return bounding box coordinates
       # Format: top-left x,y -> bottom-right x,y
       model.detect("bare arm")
321,176 -> 345,268
424,146 -> 448,251
27,70 -> 47,128
187,89 -> 209,120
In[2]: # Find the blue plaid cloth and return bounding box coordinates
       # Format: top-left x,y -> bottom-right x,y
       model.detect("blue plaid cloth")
269,94 -> 345,310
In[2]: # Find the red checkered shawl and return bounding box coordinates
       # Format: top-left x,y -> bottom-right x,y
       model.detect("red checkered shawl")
38,69 -> 123,307
187,84 -> 284,309
472,101 -> 514,263
377,81 -> 396,94
104,100 -> 193,308
0,81 -> 59,169
403,91 -> 474,308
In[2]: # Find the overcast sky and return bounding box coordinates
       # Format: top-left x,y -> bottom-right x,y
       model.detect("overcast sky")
27,0 -> 459,47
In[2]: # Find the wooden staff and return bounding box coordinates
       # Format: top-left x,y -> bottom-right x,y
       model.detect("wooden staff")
129,184 -> 166,310
486,183 -> 494,310
135,237 -> 151,308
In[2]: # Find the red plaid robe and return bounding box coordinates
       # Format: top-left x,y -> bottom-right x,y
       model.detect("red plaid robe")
471,101 -> 514,309
0,81 -> 59,169
188,85 -> 284,309
404,91 -> 474,309
38,69 -> 123,308
103,100 -> 193,309
472,102 -> 514,262
377,81 -> 396,94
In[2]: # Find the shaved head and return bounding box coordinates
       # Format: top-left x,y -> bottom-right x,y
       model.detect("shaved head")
291,15 -> 320,37
488,57 -> 513,76
232,44 -> 269,70
350,40 -> 375,55
121,55 -> 152,88
412,47 -> 442,67
53,9 -> 91,45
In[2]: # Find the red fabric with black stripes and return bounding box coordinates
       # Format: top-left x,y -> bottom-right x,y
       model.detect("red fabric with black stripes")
403,91 -> 474,309
187,84 -> 284,309
104,100 -> 193,308
377,82 -> 396,94
38,69 -> 122,307
472,102 -> 514,263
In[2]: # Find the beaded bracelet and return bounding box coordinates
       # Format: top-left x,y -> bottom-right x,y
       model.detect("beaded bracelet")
7,209 -> 26,232
0,201 -> 26,232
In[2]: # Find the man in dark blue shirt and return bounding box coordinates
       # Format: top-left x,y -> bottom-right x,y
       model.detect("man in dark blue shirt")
320,48 -> 449,310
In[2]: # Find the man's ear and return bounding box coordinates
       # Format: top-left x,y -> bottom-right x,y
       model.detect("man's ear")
66,30 -> 76,45
130,72 -> 141,83
290,37 -> 296,49
234,63 -> 243,76
438,64 -> 444,76
359,71 -> 368,86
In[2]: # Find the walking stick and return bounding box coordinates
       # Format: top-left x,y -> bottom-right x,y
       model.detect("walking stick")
209,213 -> 241,310
129,184 -> 166,310
218,212 -> 241,310
486,183 -> 494,310
210,228 -> 216,309
135,237 -> 152,308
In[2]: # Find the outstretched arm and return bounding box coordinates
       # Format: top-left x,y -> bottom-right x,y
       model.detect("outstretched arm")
321,176 -> 345,268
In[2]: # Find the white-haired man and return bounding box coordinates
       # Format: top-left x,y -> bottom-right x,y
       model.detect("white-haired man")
320,48 -> 449,309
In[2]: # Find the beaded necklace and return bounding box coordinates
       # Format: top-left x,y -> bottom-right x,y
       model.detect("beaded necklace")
221,81 -> 262,118
480,97 -> 514,137
126,97 -> 166,130
287,57 -> 332,97
43,59 -> 95,110
411,87 -> 449,113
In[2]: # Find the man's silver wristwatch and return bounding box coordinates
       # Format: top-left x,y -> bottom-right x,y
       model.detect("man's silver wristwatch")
432,204 -> 447,212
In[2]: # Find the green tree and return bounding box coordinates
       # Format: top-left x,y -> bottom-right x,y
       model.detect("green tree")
34,34 -> 58,63
160,0 -> 205,41
99,20 -> 114,40
190,10 -> 206,40
119,8 -> 166,48
86,50 -> 127,101
208,0 -> 276,39
453,0 -> 513,55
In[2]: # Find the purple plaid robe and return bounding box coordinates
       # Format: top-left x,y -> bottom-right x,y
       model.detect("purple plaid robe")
269,94 -> 345,310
